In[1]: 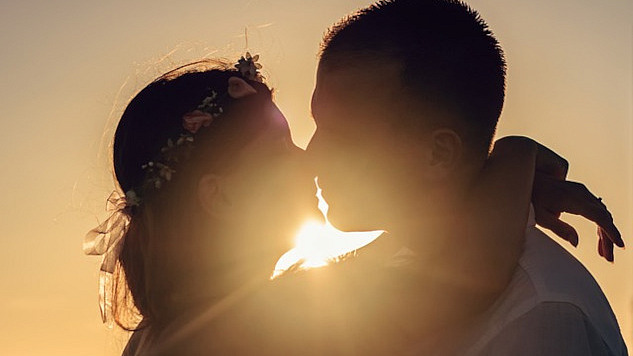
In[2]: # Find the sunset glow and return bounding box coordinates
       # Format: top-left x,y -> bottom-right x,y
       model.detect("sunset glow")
273,179 -> 383,277
1,0 -> 629,354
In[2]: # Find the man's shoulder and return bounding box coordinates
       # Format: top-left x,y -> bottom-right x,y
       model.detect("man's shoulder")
477,301 -> 615,356
519,227 -> 621,332
520,225 -> 606,303
471,226 -> 627,355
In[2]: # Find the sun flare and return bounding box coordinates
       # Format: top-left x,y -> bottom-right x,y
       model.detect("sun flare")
273,179 -> 383,278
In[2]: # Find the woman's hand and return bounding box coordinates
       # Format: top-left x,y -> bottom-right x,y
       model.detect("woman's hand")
500,136 -> 624,262
494,136 -> 624,262
532,173 -> 624,262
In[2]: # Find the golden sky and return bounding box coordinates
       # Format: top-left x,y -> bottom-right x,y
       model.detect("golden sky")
0,0 -> 630,355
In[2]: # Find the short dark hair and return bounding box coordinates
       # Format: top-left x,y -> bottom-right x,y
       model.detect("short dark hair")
320,0 -> 506,155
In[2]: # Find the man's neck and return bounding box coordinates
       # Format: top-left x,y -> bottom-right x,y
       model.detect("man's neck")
385,181 -> 468,257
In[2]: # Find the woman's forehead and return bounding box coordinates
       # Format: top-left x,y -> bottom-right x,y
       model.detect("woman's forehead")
243,101 -> 291,147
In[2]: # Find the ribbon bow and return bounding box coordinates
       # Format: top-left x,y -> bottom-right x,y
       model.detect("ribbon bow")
84,191 -> 131,324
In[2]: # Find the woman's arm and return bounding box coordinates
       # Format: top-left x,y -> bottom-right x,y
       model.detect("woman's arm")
519,136 -> 623,261
385,136 -> 624,336
532,174 -> 623,261
359,136 -> 538,340
477,136 -> 623,261
451,135 -> 537,311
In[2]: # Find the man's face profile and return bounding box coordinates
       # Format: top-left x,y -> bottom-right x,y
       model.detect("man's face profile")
308,62 -> 435,232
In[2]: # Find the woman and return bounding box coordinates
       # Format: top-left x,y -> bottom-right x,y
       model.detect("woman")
85,55 -> 622,355
85,56 -> 318,344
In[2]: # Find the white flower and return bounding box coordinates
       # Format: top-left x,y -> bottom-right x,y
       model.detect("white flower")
235,52 -> 263,81
155,162 -> 175,182
125,190 -> 141,206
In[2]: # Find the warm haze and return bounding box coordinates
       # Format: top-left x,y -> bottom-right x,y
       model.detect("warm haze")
0,0 -> 630,355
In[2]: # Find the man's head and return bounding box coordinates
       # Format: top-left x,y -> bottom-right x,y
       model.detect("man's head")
308,0 -> 506,231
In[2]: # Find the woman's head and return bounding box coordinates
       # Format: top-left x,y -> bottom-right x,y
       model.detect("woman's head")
105,59 -> 315,329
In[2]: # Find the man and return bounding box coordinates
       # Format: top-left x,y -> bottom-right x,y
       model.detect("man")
306,0 -> 627,354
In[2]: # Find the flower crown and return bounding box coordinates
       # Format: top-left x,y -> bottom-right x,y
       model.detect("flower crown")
127,52 -> 263,205
84,53 -> 264,325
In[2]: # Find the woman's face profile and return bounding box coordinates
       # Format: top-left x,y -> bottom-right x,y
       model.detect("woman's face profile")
211,100 -> 318,264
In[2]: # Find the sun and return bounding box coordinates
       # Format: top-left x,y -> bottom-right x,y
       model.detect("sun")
273,179 -> 383,278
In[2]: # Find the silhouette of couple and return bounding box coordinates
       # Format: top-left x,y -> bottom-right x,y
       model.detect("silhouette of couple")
85,0 -> 627,354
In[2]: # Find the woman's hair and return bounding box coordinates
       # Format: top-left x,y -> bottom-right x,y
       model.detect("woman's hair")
108,60 -> 273,330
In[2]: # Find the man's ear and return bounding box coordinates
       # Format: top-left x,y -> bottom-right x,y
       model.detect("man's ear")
198,174 -> 232,219
427,128 -> 462,177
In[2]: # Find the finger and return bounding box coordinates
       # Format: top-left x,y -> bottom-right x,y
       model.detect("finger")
598,217 -> 624,248
599,229 -> 612,262
536,209 -> 579,247
560,187 -> 606,222
598,236 -> 604,258
593,211 -> 623,248
603,238 -> 614,262
559,184 -> 624,248
597,197 -> 607,209
599,227 -> 615,262
606,239 -> 615,262
591,205 -> 624,248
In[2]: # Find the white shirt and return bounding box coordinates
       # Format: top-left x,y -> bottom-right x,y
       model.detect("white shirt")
453,206 -> 628,355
